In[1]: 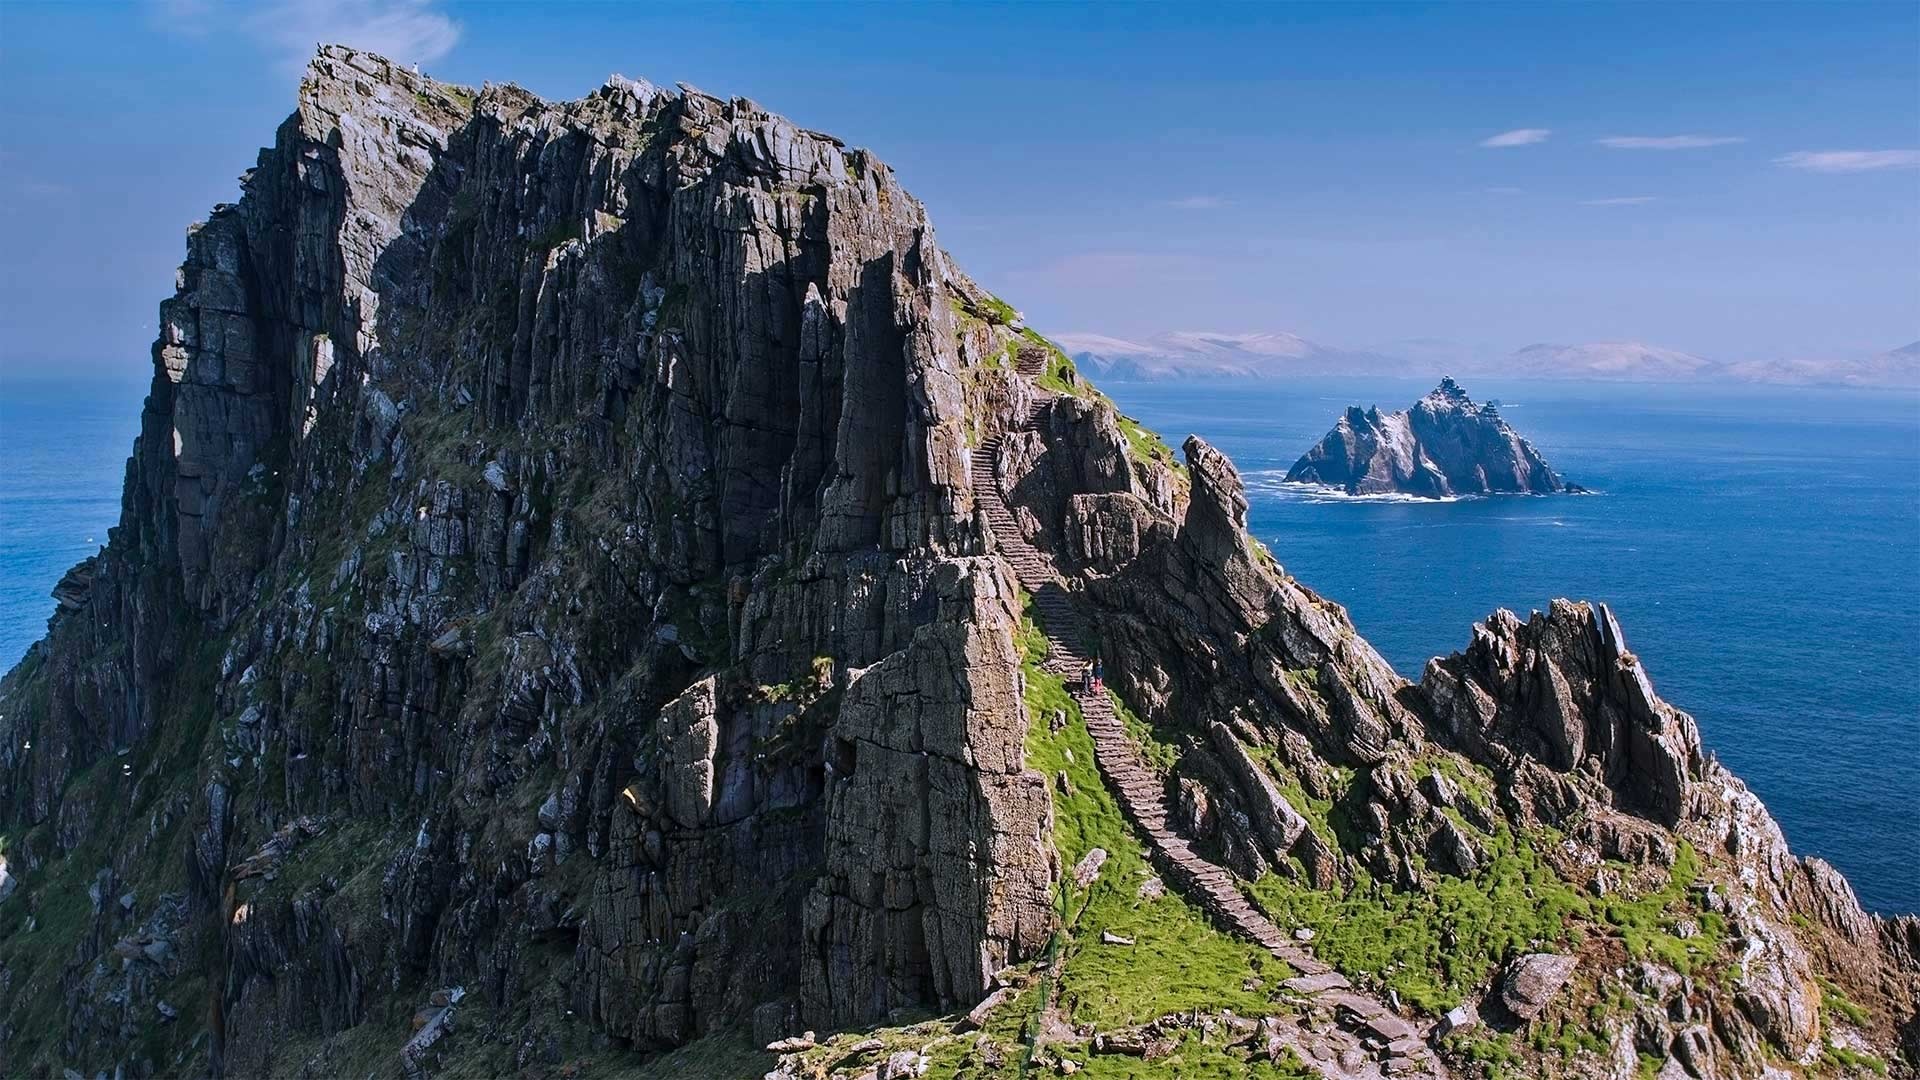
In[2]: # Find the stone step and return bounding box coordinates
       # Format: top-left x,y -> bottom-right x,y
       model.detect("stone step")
979,440 -> 1418,1064
1283,972 -> 1353,995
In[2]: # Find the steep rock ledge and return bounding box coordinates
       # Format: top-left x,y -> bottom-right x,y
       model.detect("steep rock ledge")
0,45 -> 1913,1080
0,45 -> 1051,1075
993,360 -> 1917,1077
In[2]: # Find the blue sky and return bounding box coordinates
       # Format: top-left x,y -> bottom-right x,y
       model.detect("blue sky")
1,0 -> 1916,378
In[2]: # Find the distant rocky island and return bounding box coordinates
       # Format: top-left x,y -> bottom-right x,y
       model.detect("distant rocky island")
1285,377 -> 1578,497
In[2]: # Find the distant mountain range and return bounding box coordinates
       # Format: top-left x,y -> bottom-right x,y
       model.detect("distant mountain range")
1052,331 -> 1396,379
1055,331 -> 1920,388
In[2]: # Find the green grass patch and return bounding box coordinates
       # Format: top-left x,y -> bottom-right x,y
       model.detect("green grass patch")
1108,691 -> 1177,774
1018,601 -> 1287,1031
1024,330 -> 1084,398
1819,1042 -> 1890,1077
1819,975 -> 1871,1027
1249,821 -> 1592,1013
977,293 -> 1021,326
1528,1011 -> 1612,1058
1115,411 -> 1180,472
949,291 -> 1021,328
1252,810 -> 1726,1017
1447,1029 -> 1529,1080
1596,844 -> 1723,974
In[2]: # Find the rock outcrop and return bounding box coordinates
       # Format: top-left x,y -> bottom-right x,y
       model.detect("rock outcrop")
0,45 -> 1912,1080
1285,377 -> 1573,497
1421,599 -> 1703,828
0,45 -> 1053,1075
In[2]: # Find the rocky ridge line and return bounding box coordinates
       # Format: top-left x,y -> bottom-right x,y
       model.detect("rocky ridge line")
972,389 -> 1445,1079
1285,377 -> 1572,497
0,42 -> 1913,1080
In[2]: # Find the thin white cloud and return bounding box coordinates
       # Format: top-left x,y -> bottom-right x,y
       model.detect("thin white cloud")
1580,196 -> 1657,206
1480,128 -> 1551,148
1483,186 -> 1525,195
153,0 -> 461,73
1166,196 -> 1227,210
1598,135 -> 1745,150
249,0 -> 460,70
1774,150 -> 1920,173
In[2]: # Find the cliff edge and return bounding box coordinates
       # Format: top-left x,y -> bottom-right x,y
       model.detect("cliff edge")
0,47 -> 1912,1080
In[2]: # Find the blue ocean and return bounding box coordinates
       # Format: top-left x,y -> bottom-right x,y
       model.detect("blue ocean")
1,377 -> 145,672
1102,377 -> 1919,915
1,375 -> 1915,913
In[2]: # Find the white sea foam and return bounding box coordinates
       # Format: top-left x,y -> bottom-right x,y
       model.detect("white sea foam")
1244,472 -> 1466,503
1247,470 -> 1600,504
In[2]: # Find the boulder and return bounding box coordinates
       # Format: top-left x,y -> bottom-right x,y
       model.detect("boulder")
880,1050 -> 926,1078
1437,1003 -> 1478,1037
1072,848 -> 1108,889
1501,953 -> 1579,1020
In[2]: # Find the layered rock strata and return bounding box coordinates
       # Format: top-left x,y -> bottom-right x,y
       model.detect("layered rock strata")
0,45 -> 1913,1080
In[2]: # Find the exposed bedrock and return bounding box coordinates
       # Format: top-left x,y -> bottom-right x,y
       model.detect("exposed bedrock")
0,45 -> 1055,1071
0,43 -> 1912,1080
1286,377 -> 1573,497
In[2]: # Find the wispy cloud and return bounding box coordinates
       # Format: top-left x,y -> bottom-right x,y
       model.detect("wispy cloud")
1774,150 -> 1920,173
1165,195 -> 1227,210
1483,186 -> 1525,195
252,0 -> 460,70
154,0 -> 461,73
1580,196 -> 1657,206
1597,135 -> 1745,150
1480,128 -> 1551,148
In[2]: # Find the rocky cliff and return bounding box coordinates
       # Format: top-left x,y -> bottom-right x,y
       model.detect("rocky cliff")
1285,377 -> 1574,497
0,47 -> 1912,1080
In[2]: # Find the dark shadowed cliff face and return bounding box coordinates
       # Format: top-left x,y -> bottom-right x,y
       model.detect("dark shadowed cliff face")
1285,378 -> 1569,497
0,46 -> 1055,1073
1,47 -> 1914,1080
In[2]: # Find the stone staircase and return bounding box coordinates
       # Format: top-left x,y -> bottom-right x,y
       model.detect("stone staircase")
973,395 -> 1445,1079
1013,344 -> 1050,379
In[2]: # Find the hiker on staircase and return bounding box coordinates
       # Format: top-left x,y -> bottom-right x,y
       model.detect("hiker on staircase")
1092,654 -> 1104,693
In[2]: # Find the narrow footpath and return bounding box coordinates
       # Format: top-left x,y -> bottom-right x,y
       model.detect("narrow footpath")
974,366 -> 1445,1078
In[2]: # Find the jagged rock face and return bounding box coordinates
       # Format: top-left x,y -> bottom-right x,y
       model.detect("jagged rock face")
995,388 -> 1917,1075
2,45 -> 1915,1080
802,559 -> 1054,1029
1003,406 -> 1425,884
1418,600 -> 1920,1071
0,45 -> 1054,1072
1285,377 -> 1568,497
1420,599 -> 1703,828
